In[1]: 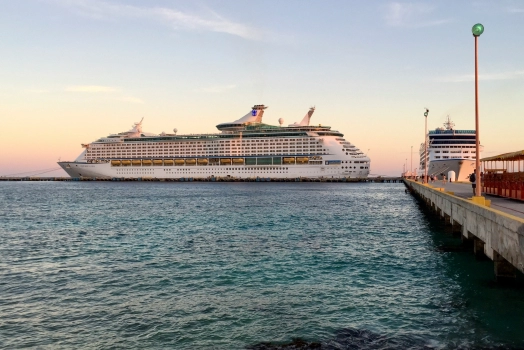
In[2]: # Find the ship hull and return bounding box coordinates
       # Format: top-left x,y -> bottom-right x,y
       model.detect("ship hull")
58,161 -> 364,179
428,159 -> 476,182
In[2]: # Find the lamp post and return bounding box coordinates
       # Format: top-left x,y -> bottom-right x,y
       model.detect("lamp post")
410,146 -> 413,176
424,109 -> 429,183
472,23 -> 484,197
367,149 -> 371,173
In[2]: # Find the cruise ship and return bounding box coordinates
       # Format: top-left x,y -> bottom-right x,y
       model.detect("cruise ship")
58,105 -> 370,179
419,116 -> 481,181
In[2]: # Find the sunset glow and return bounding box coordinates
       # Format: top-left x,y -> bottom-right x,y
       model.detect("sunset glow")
1,1 -> 523,177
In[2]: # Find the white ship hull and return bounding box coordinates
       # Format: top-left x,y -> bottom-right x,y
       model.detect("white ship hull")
58,105 -> 370,179
428,158 -> 476,182
58,160 -> 364,179
419,116 -> 480,182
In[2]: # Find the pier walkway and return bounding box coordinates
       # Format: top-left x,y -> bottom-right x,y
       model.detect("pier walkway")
422,180 -> 524,220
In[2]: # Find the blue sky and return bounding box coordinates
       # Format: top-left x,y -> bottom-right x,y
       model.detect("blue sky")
1,0 -> 523,176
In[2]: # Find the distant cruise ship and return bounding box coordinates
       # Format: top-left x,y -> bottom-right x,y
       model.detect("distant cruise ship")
58,105 -> 370,179
419,116 -> 481,181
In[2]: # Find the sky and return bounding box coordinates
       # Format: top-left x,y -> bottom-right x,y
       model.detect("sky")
1,0 -> 523,177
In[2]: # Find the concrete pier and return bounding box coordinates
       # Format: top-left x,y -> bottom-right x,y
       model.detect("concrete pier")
405,179 -> 524,281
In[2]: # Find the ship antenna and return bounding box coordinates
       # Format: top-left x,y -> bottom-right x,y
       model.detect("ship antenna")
443,115 -> 454,130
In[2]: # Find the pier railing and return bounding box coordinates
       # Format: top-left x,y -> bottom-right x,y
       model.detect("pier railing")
483,172 -> 524,201
481,150 -> 524,202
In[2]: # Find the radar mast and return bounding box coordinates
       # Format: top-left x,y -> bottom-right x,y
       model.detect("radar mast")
443,115 -> 455,130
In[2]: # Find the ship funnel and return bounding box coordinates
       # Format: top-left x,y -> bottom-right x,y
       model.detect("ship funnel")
251,104 -> 267,123
289,106 -> 315,127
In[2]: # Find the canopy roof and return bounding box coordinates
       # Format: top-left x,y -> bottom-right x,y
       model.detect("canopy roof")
481,150 -> 524,162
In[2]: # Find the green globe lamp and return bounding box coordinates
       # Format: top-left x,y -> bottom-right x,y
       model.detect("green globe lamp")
472,23 -> 484,37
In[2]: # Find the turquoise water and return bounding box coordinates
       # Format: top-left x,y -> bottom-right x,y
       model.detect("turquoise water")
1,182 -> 524,349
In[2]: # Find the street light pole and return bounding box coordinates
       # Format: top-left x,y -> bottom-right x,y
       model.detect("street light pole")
424,109 -> 429,183
472,23 -> 484,197
410,146 -> 413,176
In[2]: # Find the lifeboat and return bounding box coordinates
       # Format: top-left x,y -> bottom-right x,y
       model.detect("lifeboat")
185,159 -> 196,165
111,160 -> 121,166
132,160 -> 142,166
153,159 -> 163,166
175,159 -> 185,166
220,158 -> 232,165
164,159 -> 174,166
296,157 -> 309,164
232,158 -> 244,164
283,157 -> 296,164
121,160 -> 132,166
142,159 -> 152,166
197,158 -> 209,165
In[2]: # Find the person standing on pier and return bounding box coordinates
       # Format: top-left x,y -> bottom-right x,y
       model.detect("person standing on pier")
469,172 -> 476,195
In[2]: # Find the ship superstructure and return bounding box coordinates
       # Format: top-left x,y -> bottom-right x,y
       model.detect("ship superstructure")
58,105 -> 370,179
419,116 -> 481,181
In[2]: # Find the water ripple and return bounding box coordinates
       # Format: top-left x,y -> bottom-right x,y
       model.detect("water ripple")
1,182 -> 524,349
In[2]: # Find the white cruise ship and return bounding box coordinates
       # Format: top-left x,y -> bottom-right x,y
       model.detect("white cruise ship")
58,105 -> 370,179
419,116 -> 481,181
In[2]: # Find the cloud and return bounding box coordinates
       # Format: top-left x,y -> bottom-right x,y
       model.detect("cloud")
118,96 -> 144,104
66,85 -> 119,93
65,85 -> 143,103
194,84 -> 237,93
26,89 -> 50,94
152,8 -> 261,40
46,0 -> 263,41
435,70 -> 524,83
384,2 -> 450,27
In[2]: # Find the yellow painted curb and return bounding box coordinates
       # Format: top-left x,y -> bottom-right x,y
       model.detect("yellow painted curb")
470,196 -> 491,207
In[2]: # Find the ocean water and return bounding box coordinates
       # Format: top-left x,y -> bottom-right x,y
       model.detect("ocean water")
1,182 -> 524,349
